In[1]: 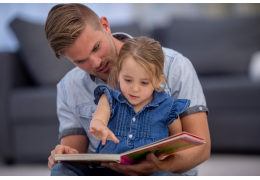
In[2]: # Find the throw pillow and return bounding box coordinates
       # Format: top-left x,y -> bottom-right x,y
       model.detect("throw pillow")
10,18 -> 75,85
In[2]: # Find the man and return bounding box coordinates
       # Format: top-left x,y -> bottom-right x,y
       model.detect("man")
45,3 -> 211,176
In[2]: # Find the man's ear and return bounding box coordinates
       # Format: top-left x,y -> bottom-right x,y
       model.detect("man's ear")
100,16 -> 111,35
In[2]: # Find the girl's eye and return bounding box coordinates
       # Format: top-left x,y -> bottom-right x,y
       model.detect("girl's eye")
141,82 -> 149,85
124,79 -> 131,82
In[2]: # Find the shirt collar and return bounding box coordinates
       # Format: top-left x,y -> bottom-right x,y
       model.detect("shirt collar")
149,90 -> 169,107
112,32 -> 133,42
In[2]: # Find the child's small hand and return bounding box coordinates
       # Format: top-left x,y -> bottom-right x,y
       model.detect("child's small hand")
88,126 -> 119,145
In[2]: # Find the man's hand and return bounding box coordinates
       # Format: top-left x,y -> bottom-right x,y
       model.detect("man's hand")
101,153 -> 168,176
48,145 -> 78,170
88,126 -> 119,145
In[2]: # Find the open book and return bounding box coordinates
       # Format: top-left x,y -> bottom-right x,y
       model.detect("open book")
55,132 -> 205,165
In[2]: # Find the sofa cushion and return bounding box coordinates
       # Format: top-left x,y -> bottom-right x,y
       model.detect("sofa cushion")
199,75 -> 260,153
9,86 -> 58,124
199,74 -> 260,108
153,17 -> 260,75
10,18 -> 75,85
14,125 -> 59,163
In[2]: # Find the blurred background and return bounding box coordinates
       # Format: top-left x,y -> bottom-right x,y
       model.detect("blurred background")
0,3 -> 260,176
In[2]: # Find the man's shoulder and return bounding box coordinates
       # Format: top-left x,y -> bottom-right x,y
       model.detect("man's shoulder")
162,47 -> 185,61
162,47 -> 191,69
57,67 -> 89,87
162,47 -> 181,58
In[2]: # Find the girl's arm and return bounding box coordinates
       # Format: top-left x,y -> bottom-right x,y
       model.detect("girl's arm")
167,115 -> 182,135
91,94 -> 111,127
89,94 -> 119,145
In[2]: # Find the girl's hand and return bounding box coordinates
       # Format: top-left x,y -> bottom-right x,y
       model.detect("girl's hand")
88,126 -> 119,145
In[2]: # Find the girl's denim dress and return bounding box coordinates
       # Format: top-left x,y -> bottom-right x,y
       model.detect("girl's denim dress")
93,85 -> 190,154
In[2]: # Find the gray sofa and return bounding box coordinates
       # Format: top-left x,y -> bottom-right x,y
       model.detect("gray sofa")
0,18 -> 76,164
153,17 -> 260,154
1,16 -> 260,164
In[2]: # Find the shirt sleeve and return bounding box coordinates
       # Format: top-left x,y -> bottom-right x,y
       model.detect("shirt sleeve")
166,99 -> 190,125
57,79 -> 86,140
93,85 -> 114,116
165,52 -> 209,118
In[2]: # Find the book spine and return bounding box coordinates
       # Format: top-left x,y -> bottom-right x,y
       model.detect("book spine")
120,156 -> 136,165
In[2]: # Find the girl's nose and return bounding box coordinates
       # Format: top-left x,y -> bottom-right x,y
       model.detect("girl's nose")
132,83 -> 140,92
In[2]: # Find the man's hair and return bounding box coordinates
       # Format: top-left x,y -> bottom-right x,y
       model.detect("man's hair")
45,3 -> 101,59
108,37 -> 166,92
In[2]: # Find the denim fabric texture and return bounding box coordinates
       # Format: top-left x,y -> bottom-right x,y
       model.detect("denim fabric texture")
94,85 -> 190,154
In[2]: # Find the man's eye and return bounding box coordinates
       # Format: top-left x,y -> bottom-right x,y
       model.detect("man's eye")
76,61 -> 83,64
93,44 -> 100,52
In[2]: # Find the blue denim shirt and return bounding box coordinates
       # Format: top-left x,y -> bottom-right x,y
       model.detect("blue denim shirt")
56,32 -> 207,175
93,85 -> 190,154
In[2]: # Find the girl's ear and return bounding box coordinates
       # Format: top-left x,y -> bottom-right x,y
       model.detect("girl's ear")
157,74 -> 165,87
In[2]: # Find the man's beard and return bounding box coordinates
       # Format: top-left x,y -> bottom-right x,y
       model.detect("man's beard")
89,37 -> 118,81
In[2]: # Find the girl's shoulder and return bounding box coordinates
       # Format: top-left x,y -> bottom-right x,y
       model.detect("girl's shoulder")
93,85 -> 126,105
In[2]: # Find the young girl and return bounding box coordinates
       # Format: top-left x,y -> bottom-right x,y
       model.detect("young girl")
88,37 -> 190,155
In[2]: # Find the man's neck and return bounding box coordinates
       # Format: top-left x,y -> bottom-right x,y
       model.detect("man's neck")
112,36 -> 124,55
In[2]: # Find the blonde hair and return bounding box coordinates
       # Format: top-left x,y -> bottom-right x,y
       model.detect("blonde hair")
108,37 -> 166,92
45,3 -> 101,59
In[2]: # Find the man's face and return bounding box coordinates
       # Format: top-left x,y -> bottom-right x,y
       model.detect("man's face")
63,25 -> 118,81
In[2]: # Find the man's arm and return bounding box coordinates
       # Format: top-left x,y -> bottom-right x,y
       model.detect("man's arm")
101,112 -> 210,175
162,111 -> 211,173
60,134 -> 89,153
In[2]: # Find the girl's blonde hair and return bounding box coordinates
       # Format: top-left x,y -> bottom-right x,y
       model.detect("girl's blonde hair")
108,37 -> 166,92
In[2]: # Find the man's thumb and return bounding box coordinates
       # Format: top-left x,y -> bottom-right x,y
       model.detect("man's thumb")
64,146 -> 78,154
70,149 -> 78,154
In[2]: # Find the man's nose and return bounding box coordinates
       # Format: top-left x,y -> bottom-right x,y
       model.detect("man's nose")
89,55 -> 101,68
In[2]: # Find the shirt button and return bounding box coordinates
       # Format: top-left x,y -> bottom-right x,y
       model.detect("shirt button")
199,106 -> 202,111
132,117 -> 136,122
129,134 -> 133,138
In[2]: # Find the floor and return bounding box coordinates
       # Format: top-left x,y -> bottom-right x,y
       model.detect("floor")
0,154 -> 260,176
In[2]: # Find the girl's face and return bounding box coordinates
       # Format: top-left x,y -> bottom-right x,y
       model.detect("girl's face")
118,56 -> 160,110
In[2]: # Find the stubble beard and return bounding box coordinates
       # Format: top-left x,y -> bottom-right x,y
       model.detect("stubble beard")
90,36 -> 118,82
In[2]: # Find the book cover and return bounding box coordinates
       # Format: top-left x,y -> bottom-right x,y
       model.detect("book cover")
55,132 -> 205,165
